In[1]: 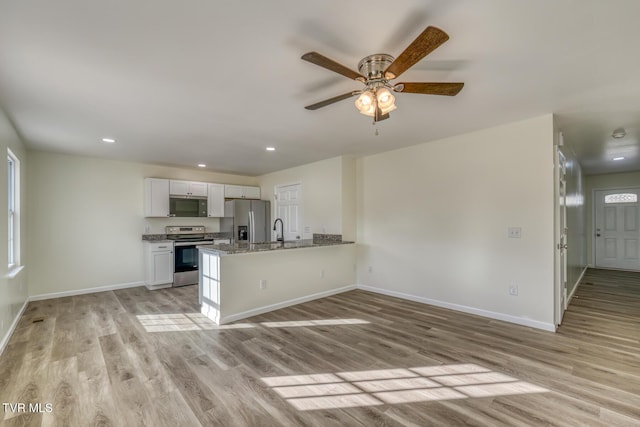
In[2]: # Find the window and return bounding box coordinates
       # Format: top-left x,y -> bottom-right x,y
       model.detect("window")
604,193 -> 638,204
8,148 -> 19,267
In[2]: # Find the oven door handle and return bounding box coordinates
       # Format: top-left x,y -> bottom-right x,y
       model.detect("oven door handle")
173,241 -> 213,247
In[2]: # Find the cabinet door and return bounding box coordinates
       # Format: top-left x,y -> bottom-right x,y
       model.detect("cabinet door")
189,181 -> 208,197
144,178 -> 170,217
244,186 -> 261,199
153,252 -> 174,284
207,183 -> 225,217
225,185 -> 245,198
169,180 -> 190,196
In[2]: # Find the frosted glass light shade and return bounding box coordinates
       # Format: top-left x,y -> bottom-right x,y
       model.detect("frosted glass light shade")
355,90 -> 375,115
355,88 -> 397,117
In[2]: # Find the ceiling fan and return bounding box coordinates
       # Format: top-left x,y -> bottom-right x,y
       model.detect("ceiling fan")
302,26 -> 464,123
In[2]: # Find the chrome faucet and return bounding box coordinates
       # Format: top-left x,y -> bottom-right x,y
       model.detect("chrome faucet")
273,218 -> 284,242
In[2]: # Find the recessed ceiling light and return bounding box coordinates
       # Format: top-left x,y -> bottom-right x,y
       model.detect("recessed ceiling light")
612,128 -> 626,139
613,156 -> 625,161
101,137 -> 116,143
266,147 -> 276,151
197,164 -> 206,168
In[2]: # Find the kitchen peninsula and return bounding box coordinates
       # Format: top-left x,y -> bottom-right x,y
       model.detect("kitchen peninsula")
198,237 -> 356,324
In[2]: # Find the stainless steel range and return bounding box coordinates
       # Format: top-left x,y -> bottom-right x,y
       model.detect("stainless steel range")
166,226 -> 213,287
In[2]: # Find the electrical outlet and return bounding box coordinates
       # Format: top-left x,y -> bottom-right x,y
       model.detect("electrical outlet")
259,279 -> 267,290
508,227 -> 522,239
320,269 -> 325,279
368,266 -> 373,274
509,285 -> 518,296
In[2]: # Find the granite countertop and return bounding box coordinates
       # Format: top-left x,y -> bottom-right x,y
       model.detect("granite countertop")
198,239 -> 354,255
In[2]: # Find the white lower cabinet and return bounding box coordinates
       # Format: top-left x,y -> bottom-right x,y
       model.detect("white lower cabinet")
144,241 -> 174,289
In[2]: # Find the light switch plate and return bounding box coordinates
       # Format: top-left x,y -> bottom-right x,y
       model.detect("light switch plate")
508,227 -> 522,239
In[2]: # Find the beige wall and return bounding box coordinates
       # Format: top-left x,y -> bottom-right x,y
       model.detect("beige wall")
27,151 -> 257,297
258,155 -> 356,240
357,115 -> 556,329
585,171 -> 640,265
0,109 -> 28,351
341,156 -> 357,242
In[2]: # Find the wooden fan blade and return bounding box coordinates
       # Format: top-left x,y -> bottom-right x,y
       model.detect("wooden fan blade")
384,26 -> 449,80
395,82 -> 464,96
302,52 -> 366,82
304,91 -> 358,110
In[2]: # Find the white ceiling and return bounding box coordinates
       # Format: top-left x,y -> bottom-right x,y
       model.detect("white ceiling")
1,0 -> 639,176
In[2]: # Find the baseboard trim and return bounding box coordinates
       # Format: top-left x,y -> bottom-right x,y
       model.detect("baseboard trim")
0,298 -> 29,357
567,266 -> 587,305
29,281 -> 144,302
221,285 -> 357,324
357,284 -> 556,332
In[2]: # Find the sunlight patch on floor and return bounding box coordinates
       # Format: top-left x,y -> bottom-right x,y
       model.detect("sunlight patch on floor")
261,319 -> 370,328
262,363 -> 549,411
136,313 -> 253,332
136,314 -> 370,332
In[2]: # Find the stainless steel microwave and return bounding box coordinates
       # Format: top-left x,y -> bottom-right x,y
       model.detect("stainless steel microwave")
169,197 -> 207,217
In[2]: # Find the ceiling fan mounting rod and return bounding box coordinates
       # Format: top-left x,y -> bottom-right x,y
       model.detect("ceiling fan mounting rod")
358,54 -> 395,80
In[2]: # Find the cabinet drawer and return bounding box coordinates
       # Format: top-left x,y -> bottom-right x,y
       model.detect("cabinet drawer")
147,242 -> 173,252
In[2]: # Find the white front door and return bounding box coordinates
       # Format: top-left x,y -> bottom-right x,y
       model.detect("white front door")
594,188 -> 640,271
275,183 -> 302,241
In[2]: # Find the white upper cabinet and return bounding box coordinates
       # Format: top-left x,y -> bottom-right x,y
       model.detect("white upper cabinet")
207,183 -> 225,217
170,180 -> 208,197
144,178 -> 170,217
244,186 -> 261,199
224,185 -> 261,199
189,182 -> 208,197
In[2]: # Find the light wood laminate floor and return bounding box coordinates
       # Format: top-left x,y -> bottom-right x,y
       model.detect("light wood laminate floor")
1,268 -> 639,426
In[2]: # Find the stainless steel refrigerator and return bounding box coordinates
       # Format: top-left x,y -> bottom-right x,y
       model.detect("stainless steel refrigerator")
221,200 -> 271,243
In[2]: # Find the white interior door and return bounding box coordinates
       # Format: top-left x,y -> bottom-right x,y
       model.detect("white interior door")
595,188 -> 640,271
555,148 -> 568,325
558,151 -> 568,310
275,183 -> 302,241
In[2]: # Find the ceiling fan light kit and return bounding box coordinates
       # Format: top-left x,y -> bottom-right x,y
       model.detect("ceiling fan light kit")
302,26 -> 464,123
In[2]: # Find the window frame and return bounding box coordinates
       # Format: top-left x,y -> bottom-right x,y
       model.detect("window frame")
604,193 -> 638,204
8,148 -> 19,268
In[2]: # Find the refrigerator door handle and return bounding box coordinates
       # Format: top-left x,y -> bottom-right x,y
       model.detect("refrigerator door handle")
251,211 -> 256,243
248,211 -> 253,243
